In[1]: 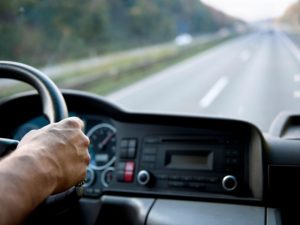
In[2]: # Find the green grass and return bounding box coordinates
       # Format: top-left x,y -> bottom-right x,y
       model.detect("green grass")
0,82 -> 33,97
55,47 -> 179,84
88,60 -> 173,94
0,35 -> 235,98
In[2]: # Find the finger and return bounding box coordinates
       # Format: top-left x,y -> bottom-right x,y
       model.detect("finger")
82,134 -> 90,147
63,117 -> 85,129
84,151 -> 91,165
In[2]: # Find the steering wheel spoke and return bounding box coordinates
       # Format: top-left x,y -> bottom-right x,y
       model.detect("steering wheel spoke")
0,138 -> 19,157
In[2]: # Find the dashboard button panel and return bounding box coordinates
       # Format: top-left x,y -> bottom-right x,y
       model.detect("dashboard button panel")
112,133 -> 250,197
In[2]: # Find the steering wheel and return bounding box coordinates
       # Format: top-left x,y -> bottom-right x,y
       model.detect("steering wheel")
0,61 -> 68,152
0,61 -> 81,222
0,61 -> 67,121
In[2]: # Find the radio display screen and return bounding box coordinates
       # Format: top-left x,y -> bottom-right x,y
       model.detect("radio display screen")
165,151 -> 213,170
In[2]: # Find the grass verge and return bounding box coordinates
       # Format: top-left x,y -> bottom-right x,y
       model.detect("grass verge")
86,35 -> 234,95
0,35 -> 236,97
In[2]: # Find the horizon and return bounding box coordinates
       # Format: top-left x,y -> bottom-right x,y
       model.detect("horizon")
201,0 -> 298,22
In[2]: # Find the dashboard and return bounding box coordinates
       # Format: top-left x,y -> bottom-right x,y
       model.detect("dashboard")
8,97 -> 263,203
1,90 -> 300,225
11,111 -> 263,201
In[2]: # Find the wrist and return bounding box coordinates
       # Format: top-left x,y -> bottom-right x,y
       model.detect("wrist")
0,147 -> 58,224
11,147 -> 58,198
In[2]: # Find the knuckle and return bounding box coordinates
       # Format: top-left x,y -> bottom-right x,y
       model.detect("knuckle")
62,117 -> 83,129
82,135 -> 90,147
66,118 -> 81,128
84,152 -> 91,165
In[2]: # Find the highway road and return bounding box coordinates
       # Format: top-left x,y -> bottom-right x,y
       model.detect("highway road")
107,30 -> 300,132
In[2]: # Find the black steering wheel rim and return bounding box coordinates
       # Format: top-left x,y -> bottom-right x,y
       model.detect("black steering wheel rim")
0,61 -> 82,222
0,61 -> 68,123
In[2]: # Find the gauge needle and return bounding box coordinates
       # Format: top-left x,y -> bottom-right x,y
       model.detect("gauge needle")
98,132 -> 116,150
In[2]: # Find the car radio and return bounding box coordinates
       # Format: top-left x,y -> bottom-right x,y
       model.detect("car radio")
113,135 -> 250,197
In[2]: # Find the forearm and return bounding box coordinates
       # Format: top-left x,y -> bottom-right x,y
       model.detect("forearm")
0,150 -> 56,225
0,117 -> 89,225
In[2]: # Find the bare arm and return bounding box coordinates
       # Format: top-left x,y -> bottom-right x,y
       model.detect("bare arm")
0,117 -> 90,225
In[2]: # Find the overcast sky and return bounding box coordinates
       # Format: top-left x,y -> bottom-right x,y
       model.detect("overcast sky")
201,0 -> 298,22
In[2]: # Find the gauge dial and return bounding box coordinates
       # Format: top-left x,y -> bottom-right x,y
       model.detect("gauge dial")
87,123 -> 117,170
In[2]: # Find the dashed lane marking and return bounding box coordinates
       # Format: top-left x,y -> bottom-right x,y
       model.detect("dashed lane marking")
199,76 -> 229,108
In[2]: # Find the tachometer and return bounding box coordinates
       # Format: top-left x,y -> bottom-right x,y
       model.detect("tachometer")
86,123 -> 117,170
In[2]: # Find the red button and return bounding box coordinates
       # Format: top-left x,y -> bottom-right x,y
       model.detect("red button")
124,171 -> 134,182
125,161 -> 135,172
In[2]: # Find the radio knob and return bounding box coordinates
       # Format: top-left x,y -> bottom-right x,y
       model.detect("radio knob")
222,175 -> 237,191
137,170 -> 151,186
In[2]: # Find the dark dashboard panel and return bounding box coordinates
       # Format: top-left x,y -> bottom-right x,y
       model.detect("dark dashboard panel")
109,122 -> 253,199
4,90 -> 300,225
0,90 -> 264,203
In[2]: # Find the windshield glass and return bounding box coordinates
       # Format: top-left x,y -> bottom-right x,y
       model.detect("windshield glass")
0,0 -> 299,131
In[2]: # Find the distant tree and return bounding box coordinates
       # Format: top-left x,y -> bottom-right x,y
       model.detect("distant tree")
0,0 -> 237,66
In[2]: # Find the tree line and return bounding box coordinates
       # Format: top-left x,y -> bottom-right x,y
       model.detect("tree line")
0,0 -> 237,66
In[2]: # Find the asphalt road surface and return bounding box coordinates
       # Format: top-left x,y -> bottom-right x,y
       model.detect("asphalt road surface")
107,30 -> 300,132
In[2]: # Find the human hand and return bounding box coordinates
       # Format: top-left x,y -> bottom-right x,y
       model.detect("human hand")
16,117 -> 90,194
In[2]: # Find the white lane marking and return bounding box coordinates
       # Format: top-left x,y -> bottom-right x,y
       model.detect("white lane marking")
278,32 -> 300,63
294,91 -> 300,98
239,49 -> 251,62
199,76 -> 229,108
294,74 -> 300,82
107,34 -> 258,102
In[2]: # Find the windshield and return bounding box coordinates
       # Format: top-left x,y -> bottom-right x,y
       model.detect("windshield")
0,0 -> 299,132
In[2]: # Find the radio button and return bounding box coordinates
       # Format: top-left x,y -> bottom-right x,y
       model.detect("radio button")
143,147 -> 156,154
188,182 -> 206,189
137,170 -> 151,186
120,148 -> 128,158
128,139 -> 137,148
222,175 -> 238,191
117,162 -> 126,171
120,139 -> 129,148
124,171 -> 134,182
142,155 -> 156,162
169,175 -> 180,181
156,174 -> 168,180
192,176 -> 206,182
231,158 -> 240,165
225,166 -> 236,173
144,137 -> 159,143
225,149 -> 240,157
143,163 -> 155,169
116,171 -> 125,182
125,161 -> 135,172
168,181 -> 186,188
128,147 -> 136,158
225,158 -> 240,165
120,138 -> 138,159
207,177 -> 219,183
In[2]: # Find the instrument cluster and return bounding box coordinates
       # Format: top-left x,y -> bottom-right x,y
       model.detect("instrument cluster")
12,113 -> 117,197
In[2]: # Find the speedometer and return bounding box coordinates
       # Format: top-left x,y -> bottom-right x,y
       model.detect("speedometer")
86,123 -> 117,170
